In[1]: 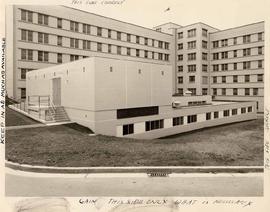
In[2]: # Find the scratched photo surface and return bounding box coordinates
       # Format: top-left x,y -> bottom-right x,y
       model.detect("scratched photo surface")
0,0 -> 270,211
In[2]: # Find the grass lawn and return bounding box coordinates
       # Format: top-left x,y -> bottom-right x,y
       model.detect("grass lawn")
6,107 -> 39,127
6,119 -> 263,167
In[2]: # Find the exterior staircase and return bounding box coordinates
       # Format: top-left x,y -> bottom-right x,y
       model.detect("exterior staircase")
48,106 -> 70,122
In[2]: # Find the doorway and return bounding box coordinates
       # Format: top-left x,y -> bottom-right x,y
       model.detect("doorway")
52,78 -> 61,106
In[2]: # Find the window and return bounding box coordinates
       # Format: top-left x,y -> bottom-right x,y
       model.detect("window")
178,54 -> 183,61
21,10 -> 27,21
241,107 -> 246,114
20,69 -> 27,80
243,61 -> 251,69
232,109 -> 238,115
188,29 -> 196,37
21,30 -> 33,42
127,34 -> 131,42
21,10 -> 33,22
202,40 -> 207,48
178,43 -> 183,50
233,75 -> 238,83
202,53 -> 207,60
70,21 -> 79,32
21,49 -> 33,60
135,36 -> 140,44
234,50 -> 237,57
257,74 -> 263,82
83,40 -> 91,50
258,60 -> 263,68
158,41 -> 163,48
258,47 -> 263,55
70,55 -> 79,61
243,48 -> 251,56
202,28 -> 208,37
70,38 -> 79,48
213,53 -> 219,60
233,88 -> 238,95
234,63 -> 237,70
188,88 -> 196,95
83,24 -> 91,34
202,88 -> 208,95
165,42 -> 169,49
188,65 -> 196,72
144,50 -> 148,58
127,47 -> 131,56
245,75 -> 250,82
248,106 -> 252,112
38,51 -> 49,62
253,88 -> 258,96
117,106 -> 158,119
214,111 -> 219,119
221,64 -> 228,71
178,32 -> 183,39
258,32 -> 263,41
57,53 -> 62,63
108,44 -> 112,53
97,43 -> 102,52
213,76 -> 217,83
145,119 -> 164,131
221,51 -> 228,59
136,49 -> 140,57
187,115 -> 197,123
38,33 -> 49,44
123,124 -> 134,135
164,54 -> 169,61
151,39 -> 155,47
108,29 -> 112,38
245,88 -> 250,96
158,53 -> 163,60
144,37 -> 148,45
57,36 -> 62,46
222,76 -> 226,83
202,76 -> 208,84
97,27 -> 102,36
213,88 -> 217,95
173,117 -> 183,126
178,76 -> 183,84
117,31 -> 121,40
57,18 -> 62,29
222,88 -> 226,95
178,66 -> 183,72
223,110 -> 230,117
213,65 -> 219,72
38,14 -> 49,25
152,52 -> 155,59
213,41 -> 219,48
243,35 -> 251,43
188,53 -> 196,60
178,88 -> 183,95
21,88 -> 26,99
233,37 -> 237,45
117,46 -> 121,55
189,76 -> 195,83
206,112 -> 211,120
221,39 -> 228,47
202,65 -> 208,72
188,41 -> 196,49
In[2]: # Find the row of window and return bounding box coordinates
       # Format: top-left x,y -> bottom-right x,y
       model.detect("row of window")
212,88 -> 261,96
177,64 -> 208,73
212,60 -> 263,71
212,47 -> 263,60
212,32 -> 263,48
20,9 -> 170,50
178,52 -> 208,61
177,40 -> 208,50
212,74 -> 263,83
177,28 -> 208,39
20,48 -> 169,63
178,76 -> 208,84
122,106 -> 253,135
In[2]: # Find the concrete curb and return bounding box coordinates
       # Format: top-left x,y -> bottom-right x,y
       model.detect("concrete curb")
5,161 -> 264,174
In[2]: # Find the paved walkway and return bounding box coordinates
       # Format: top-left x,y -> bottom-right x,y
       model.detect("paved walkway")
6,123 -> 46,130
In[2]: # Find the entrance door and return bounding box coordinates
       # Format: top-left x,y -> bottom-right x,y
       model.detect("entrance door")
52,78 -> 61,106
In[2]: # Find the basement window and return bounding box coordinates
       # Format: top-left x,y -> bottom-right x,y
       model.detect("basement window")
123,124 -> 134,135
